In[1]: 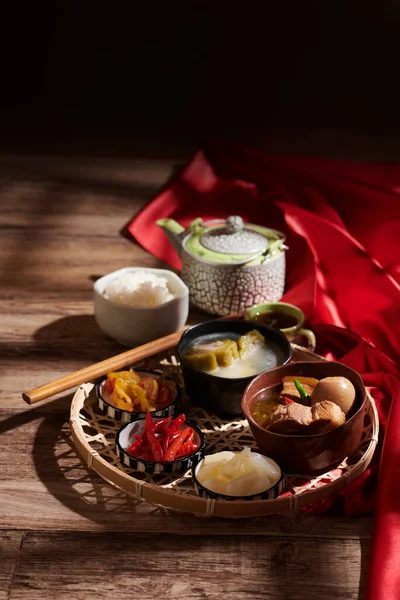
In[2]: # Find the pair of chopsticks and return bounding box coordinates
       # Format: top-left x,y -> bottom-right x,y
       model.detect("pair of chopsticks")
22,314 -> 241,405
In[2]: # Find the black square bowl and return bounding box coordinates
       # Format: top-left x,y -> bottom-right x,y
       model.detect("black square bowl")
177,320 -> 292,417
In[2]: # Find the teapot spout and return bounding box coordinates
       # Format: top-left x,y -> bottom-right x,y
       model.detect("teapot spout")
156,218 -> 186,257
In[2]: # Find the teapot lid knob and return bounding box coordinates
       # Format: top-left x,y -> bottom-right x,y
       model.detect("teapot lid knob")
225,215 -> 244,234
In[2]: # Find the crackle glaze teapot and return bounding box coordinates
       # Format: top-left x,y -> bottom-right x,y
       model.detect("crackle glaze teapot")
157,215 -> 288,316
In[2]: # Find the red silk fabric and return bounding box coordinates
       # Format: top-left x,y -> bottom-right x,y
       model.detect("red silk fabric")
127,144 -> 400,599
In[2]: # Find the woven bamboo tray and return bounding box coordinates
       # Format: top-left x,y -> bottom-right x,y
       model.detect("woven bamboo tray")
70,344 -> 379,518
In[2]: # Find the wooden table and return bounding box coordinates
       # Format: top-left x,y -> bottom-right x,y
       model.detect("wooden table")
0,154 -> 372,599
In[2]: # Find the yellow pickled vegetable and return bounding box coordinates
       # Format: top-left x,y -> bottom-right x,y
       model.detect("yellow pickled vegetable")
237,330 -> 265,358
107,368 -> 140,383
184,351 -> 218,372
214,340 -> 239,367
103,367 -> 177,412
139,377 -> 158,404
184,339 -> 239,372
111,378 -> 133,410
111,378 -> 150,412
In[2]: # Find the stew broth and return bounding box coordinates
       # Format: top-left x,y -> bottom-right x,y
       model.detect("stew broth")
250,388 -> 282,427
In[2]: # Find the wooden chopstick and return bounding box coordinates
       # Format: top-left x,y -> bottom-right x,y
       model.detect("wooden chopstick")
22,314 -> 242,405
22,329 -> 187,405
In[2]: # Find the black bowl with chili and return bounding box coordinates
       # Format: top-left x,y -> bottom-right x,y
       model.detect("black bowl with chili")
115,413 -> 205,475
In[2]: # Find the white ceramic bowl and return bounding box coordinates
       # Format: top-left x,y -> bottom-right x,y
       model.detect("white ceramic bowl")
192,451 -> 285,501
94,267 -> 189,346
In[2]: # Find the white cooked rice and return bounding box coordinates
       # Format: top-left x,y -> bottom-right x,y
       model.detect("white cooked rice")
103,271 -> 175,307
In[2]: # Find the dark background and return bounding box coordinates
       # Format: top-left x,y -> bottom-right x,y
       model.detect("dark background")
2,3 -> 400,156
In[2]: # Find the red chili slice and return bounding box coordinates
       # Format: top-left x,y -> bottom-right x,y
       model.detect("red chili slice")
163,427 -> 192,461
147,429 -> 163,462
169,414 -> 186,432
104,377 -> 115,395
145,411 -> 154,431
174,430 -> 195,458
126,437 -> 143,457
153,417 -> 172,433
282,396 -> 295,404
157,387 -> 172,408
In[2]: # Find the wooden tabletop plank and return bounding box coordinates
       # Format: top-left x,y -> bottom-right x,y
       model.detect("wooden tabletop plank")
0,531 -> 24,600
0,479 -> 373,538
9,531 -> 369,600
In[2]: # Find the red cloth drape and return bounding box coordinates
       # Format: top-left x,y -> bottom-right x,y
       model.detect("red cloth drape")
127,144 -> 400,600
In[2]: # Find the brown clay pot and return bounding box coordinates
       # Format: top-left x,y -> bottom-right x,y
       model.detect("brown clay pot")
241,361 -> 367,475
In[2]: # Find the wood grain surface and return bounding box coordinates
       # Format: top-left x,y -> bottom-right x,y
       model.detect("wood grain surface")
0,532 -> 24,600
8,532 -> 369,600
0,154 -> 373,599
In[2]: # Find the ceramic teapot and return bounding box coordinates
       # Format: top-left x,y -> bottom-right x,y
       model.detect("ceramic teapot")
157,215 -> 288,316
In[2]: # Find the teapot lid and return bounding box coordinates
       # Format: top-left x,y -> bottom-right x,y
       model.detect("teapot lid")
200,216 -> 268,257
